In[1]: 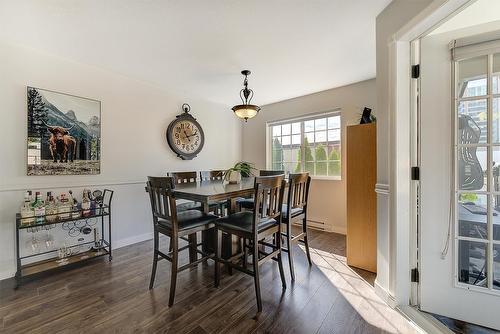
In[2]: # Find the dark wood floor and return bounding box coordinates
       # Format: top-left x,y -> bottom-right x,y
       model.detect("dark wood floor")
0,228 -> 417,334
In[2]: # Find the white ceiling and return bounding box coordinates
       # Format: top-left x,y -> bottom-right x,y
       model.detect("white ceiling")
0,0 -> 391,106
430,0 -> 500,35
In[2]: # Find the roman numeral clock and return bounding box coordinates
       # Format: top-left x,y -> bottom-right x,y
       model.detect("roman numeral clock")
166,103 -> 205,160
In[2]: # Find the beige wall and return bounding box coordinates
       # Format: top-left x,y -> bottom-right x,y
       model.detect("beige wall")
242,79 -> 376,234
0,41 -> 242,279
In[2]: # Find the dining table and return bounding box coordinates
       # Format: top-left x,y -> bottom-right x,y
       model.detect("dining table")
173,177 -> 255,214
172,177 -> 256,263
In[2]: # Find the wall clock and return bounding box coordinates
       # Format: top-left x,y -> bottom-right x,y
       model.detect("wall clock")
166,104 -> 205,160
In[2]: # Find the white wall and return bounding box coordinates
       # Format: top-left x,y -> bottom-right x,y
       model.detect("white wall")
0,41 -> 242,279
241,79 -> 376,234
375,0 -> 433,299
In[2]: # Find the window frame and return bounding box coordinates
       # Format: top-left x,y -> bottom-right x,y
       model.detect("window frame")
453,50 -> 500,295
266,109 -> 342,180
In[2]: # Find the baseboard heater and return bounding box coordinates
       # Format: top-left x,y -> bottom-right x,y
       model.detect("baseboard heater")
293,219 -> 325,231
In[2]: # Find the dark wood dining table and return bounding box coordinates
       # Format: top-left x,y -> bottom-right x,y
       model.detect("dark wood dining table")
172,177 -> 255,214
172,177 -> 256,262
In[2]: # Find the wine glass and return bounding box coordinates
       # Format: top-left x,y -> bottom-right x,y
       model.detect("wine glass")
25,232 -> 39,255
44,226 -> 55,250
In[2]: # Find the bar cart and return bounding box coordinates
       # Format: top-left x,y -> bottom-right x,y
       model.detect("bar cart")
15,189 -> 113,287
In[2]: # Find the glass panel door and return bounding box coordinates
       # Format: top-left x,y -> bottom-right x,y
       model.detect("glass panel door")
455,53 -> 500,292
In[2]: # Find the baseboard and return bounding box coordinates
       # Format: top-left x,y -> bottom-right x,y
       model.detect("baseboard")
373,280 -> 451,334
0,232 -> 154,281
374,279 -> 397,308
113,232 -> 153,250
329,225 -> 346,235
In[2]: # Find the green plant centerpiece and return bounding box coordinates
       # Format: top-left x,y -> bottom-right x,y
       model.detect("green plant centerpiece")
224,161 -> 256,184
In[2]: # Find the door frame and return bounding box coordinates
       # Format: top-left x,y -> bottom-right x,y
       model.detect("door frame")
409,37 -> 420,307
388,0 -> 477,307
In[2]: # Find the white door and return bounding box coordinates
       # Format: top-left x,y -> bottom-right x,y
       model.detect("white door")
419,32 -> 500,330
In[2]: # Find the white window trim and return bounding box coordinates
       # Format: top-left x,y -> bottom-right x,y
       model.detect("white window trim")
265,109 -> 342,181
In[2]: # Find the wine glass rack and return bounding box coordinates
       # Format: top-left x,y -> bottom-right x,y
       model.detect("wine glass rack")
14,189 -> 113,287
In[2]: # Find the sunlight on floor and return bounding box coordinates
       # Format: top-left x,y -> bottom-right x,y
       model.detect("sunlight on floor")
302,244 -> 418,334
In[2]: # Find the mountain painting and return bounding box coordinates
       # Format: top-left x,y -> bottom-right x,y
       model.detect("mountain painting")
27,87 -> 101,175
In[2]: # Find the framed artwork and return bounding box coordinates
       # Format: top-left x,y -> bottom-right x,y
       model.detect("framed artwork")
27,87 -> 101,175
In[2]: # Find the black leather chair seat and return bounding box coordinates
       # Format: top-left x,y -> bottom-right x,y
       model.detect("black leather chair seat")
158,210 -> 218,231
282,204 -> 304,218
215,211 -> 277,234
235,197 -> 255,209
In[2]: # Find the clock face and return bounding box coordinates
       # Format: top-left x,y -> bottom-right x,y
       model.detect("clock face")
166,115 -> 205,160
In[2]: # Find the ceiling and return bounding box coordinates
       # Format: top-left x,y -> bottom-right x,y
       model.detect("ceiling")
430,0 -> 500,35
0,0 -> 391,106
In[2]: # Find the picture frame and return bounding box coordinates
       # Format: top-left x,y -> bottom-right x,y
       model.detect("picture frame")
26,86 -> 101,175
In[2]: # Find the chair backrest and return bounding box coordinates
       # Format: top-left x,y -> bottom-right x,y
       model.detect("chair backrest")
252,175 -> 286,235
259,170 -> 284,176
168,171 -> 197,184
145,176 -> 178,230
286,172 -> 311,214
200,170 -> 224,181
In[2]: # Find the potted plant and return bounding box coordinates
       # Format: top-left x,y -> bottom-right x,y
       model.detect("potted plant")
224,161 -> 255,184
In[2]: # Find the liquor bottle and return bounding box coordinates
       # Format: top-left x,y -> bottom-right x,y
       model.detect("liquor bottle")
57,193 -> 71,220
68,190 -> 78,218
32,192 -> 45,224
82,189 -> 91,217
45,195 -> 58,223
93,227 -> 101,250
20,191 -> 35,226
90,198 -> 96,215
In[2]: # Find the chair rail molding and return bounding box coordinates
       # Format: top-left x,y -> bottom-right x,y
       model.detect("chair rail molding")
0,179 -> 145,193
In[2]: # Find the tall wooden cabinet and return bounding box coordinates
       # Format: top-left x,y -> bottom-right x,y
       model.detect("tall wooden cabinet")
346,123 -> 377,273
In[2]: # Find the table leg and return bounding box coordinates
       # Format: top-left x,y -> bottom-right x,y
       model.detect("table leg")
188,234 -> 197,263
228,197 -> 238,214
201,201 -> 215,254
223,198 -> 242,273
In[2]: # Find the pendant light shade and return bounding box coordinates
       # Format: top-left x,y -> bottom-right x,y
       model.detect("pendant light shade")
232,104 -> 260,120
232,70 -> 260,121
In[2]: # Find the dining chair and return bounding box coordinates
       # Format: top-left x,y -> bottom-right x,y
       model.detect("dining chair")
237,170 -> 284,210
169,171 -> 198,184
214,175 -> 287,312
145,176 -> 218,306
167,171 -> 202,211
200,170 -> 226,215
281,172 -> 312,281
199,170 -> 224,181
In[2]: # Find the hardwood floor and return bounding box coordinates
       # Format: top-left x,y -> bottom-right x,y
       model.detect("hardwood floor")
0,228 -> 417,334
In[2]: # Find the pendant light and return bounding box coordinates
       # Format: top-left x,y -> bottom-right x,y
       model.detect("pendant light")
232,70 -> 260,121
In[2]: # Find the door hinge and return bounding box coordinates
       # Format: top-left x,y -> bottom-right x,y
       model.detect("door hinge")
411,64 -> 420,79
411,166 -> 420,180
411,268 -> 420,283
411,268 -> 419,283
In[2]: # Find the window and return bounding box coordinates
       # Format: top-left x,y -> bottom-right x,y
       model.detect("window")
267,111 -> 341,179
454,52 -> 500,291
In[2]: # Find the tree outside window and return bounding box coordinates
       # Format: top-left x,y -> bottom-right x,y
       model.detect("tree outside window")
270,112 -> 341,178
